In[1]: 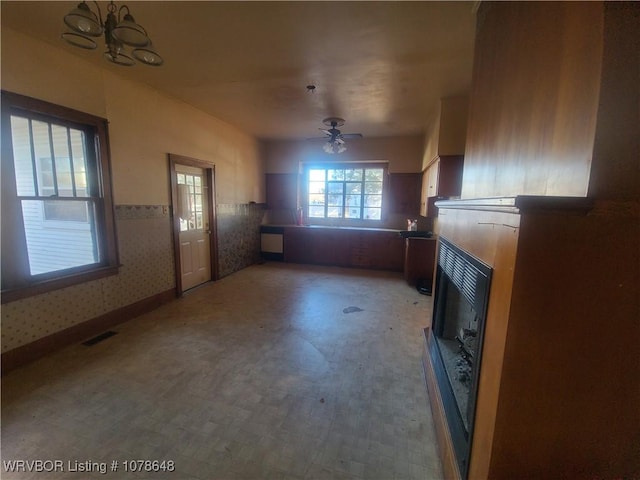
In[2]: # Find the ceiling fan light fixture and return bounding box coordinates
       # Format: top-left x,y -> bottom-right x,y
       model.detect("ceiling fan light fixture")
323,141 -> 335,154
318,117 -> 355,154
323,141 -> 347,155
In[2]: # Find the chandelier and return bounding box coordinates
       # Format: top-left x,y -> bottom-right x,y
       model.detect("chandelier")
61,1 -> 163,67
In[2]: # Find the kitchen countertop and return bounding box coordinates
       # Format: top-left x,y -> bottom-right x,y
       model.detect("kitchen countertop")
262,224 -> 403,233
260,225 -> 435,238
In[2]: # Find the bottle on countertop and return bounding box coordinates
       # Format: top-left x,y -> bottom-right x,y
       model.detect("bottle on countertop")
407,219 -> 418,231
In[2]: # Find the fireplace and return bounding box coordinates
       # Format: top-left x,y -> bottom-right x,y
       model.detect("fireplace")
428,237 -> 492,478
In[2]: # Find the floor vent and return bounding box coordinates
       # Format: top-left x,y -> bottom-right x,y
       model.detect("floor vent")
82,331 -> 118,346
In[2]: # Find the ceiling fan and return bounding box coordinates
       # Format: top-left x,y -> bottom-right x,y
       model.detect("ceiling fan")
312,117 -> 363,154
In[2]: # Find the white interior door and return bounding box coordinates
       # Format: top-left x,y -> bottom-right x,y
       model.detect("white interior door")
176,164 -> 211,291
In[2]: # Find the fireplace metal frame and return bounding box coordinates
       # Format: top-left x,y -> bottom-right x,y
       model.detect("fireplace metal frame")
429,236 -> 492,479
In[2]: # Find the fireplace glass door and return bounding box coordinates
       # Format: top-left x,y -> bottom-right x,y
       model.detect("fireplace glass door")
430,237 -> 492,478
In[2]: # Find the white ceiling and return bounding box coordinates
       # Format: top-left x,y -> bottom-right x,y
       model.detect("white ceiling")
1,1 -> 477,141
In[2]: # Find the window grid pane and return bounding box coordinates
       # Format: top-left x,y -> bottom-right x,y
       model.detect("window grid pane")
32,120 -> 54,196
21,199 -> 97,275
52,125 -> 73,196
308,206 -> 325,218
307,166 -> 384,221
11,112 -> 101,276
11,116 -> 37,196
364,207 -> 382,220
11,115 -> 90,200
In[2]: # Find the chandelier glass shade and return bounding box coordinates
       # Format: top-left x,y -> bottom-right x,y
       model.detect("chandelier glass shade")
62,1 -> 163,66
63,2 -> 102,36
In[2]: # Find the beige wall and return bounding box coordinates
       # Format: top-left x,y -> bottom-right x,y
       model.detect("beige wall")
1,28 -> 264,205
1,28 -> 265,353
263,135 -> 424,174
421,95 -> 469,170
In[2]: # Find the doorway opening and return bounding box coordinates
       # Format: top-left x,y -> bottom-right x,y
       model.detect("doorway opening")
169,154 -> 218,295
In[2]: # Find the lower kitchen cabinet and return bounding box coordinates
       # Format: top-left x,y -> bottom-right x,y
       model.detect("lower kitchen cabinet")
283,227 -> 404,271
404,237 -> 436,289
282,227 -> 310,264
311,229 -> 351,267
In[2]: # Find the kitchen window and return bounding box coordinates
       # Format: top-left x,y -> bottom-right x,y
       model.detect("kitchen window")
1,91 -> 119,303
305,164 -> 387,222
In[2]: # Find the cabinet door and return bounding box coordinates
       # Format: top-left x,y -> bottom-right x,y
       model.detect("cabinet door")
437,155 -> 464,198
266,173 -> 298,209
311,229 -> 350,266
427,160 -> 440,196
420,169 -> 429,216
349,231 -> 372,267
404,237 -> 436,286
420,161 -> 440,217
283,228 -> 310,263
420,156 -> 464,217
371,233 -> 404,271
388,173 -> 422,215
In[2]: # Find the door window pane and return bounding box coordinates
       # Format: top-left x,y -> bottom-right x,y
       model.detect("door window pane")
177,173 -> 206,231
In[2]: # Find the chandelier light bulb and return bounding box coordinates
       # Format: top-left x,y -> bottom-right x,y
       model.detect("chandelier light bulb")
77,18 -> 94,33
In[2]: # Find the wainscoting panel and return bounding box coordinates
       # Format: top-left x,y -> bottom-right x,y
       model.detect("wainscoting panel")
1,205 -> 175,354
1,203 -> 265,358
216,203 -> 265,278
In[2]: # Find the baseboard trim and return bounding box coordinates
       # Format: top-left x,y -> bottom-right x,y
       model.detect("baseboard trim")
422,328 -> 462,480
1,288 -> 176,375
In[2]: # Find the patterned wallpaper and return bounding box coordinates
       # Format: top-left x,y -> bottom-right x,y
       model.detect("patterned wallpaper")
1,203 -> 264,353
216,203 -> 266,278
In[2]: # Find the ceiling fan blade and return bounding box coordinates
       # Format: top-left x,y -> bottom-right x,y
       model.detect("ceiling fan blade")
341,133 -> 363,139
335,137 -> 345,144
319,128 -> 333,135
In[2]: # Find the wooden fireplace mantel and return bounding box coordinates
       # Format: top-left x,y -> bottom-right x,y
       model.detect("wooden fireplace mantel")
424,198 -> 639,479
434,195 -> 594,214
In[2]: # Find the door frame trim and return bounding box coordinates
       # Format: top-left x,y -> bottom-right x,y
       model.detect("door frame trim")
168,153 -> 218,296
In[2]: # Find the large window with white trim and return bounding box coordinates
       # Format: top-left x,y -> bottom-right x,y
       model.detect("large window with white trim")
1,92 -> 119,302
305,164 -> 386,222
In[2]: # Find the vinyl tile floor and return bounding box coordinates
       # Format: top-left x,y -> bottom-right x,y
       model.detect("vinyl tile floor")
1,262 -> 443,480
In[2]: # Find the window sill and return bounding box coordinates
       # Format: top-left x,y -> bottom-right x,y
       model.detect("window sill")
1,265 -> 120,304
